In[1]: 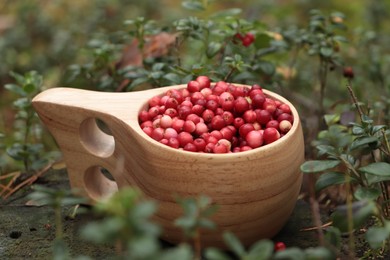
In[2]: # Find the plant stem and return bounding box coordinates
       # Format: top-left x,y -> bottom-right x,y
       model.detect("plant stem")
317,57 -> 328,130
346,80 -> 364,121
345,173 -> 355,258
54,205 -> 63,239
193,228 -> 202,260
308,174 -> 325,246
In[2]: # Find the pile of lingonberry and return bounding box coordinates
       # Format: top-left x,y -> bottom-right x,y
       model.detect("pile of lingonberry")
138,76 -> 293,153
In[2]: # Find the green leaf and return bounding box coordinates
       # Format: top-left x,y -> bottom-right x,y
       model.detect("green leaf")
315,172 -> 351,192
352,125 -> 365,135
324,114 -> 340,126
366,225 -> 390,250
300,160 -> 340,173
23,83 -> 36,94
324,226 -> 342,249
246,239 -> 274,260
254,33 -> 272,49
163,73 -> 182,84
5,84 -> 25,96
211,8 -> 242,18
127,77 -> 150,90
359,162 -> 390,177
206,42 -> 222,58
223,232 -> 245,257
273,247 -> 305,260
159,244 -> 193,260
371,125 -> 387,134
350,136 -> 379,150
304,246 -> 334,259
204,248 -> 232,260
331,200 -> 376,233
316,145 -> 337,157
256,61 -> 275,76
354,187 -> 381,201
361,115 -> 373,124
182,1 -> 205,11
320,47 -> 333,57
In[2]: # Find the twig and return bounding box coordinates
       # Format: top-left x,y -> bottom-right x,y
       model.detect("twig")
2,160 -> 58,200
0,171 -> 21,197
300,221 -> 333,231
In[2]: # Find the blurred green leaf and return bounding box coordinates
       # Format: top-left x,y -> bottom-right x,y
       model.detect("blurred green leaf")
204,248 -> 232,260
366,223 -> 390,249
350,136 -> 379,150
331,200 -> 376,233
354,187 -> 381,201
223,232 -> 245,257
304,246 -> 334,259
274,247 -> 305,260
246,239 -> 274,260
206,42 -> 222,58
301,160 -> 340,173
324,226 -> 342,249
315,172 -> 353,192
359,162 -> 390,177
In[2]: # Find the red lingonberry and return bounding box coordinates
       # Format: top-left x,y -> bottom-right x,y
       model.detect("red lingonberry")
151,127 -> 164,141
343,66 -> 354,79
242,110 -> 257,123
142,126 -> 153,137
277,113 -> 293,123
202,109 -> 215,123
187,80 -> 201,92
148,106 -> 160,119
234,96 -> 250,114
178,105 -> 192,120
274,242 -> 286,252
195,122 -> 208,136
167,137 -> 180,149
196,75 -> 211,89
239,123 -> 255,138
222,111 -> 234,125
163,128 -> 178,139
177,132 -> 193,147
263,127 -> 280,144
266,120 -> 279,129
164,108 -> 178,118
211,115 -> 225,130
138,110 -> 150,122
183,120 -> 196,133
246,130 -> 263,148
241,33 -> 255,47
233,117 -> 245,129
220,127 -> 234,141
148,96 -> 161,107
193,138 -> 206,152
171,118 -> 184,132
255,109 -> 272,125
160,115 -> 173,128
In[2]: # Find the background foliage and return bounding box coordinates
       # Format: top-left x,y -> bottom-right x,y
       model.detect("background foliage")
1,0 -> 390,258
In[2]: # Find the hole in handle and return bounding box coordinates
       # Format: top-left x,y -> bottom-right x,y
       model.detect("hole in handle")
84,166 -> 118,200
79,118 -> 115,158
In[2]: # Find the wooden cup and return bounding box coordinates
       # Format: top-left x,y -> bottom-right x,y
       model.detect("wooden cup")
32,84 -> 304,248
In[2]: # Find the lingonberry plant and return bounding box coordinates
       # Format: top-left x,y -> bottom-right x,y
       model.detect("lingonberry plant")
138,76 -> 293,153
301,79 -> 390,257
67,2 -> 282,92
4,71 -> 53,172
